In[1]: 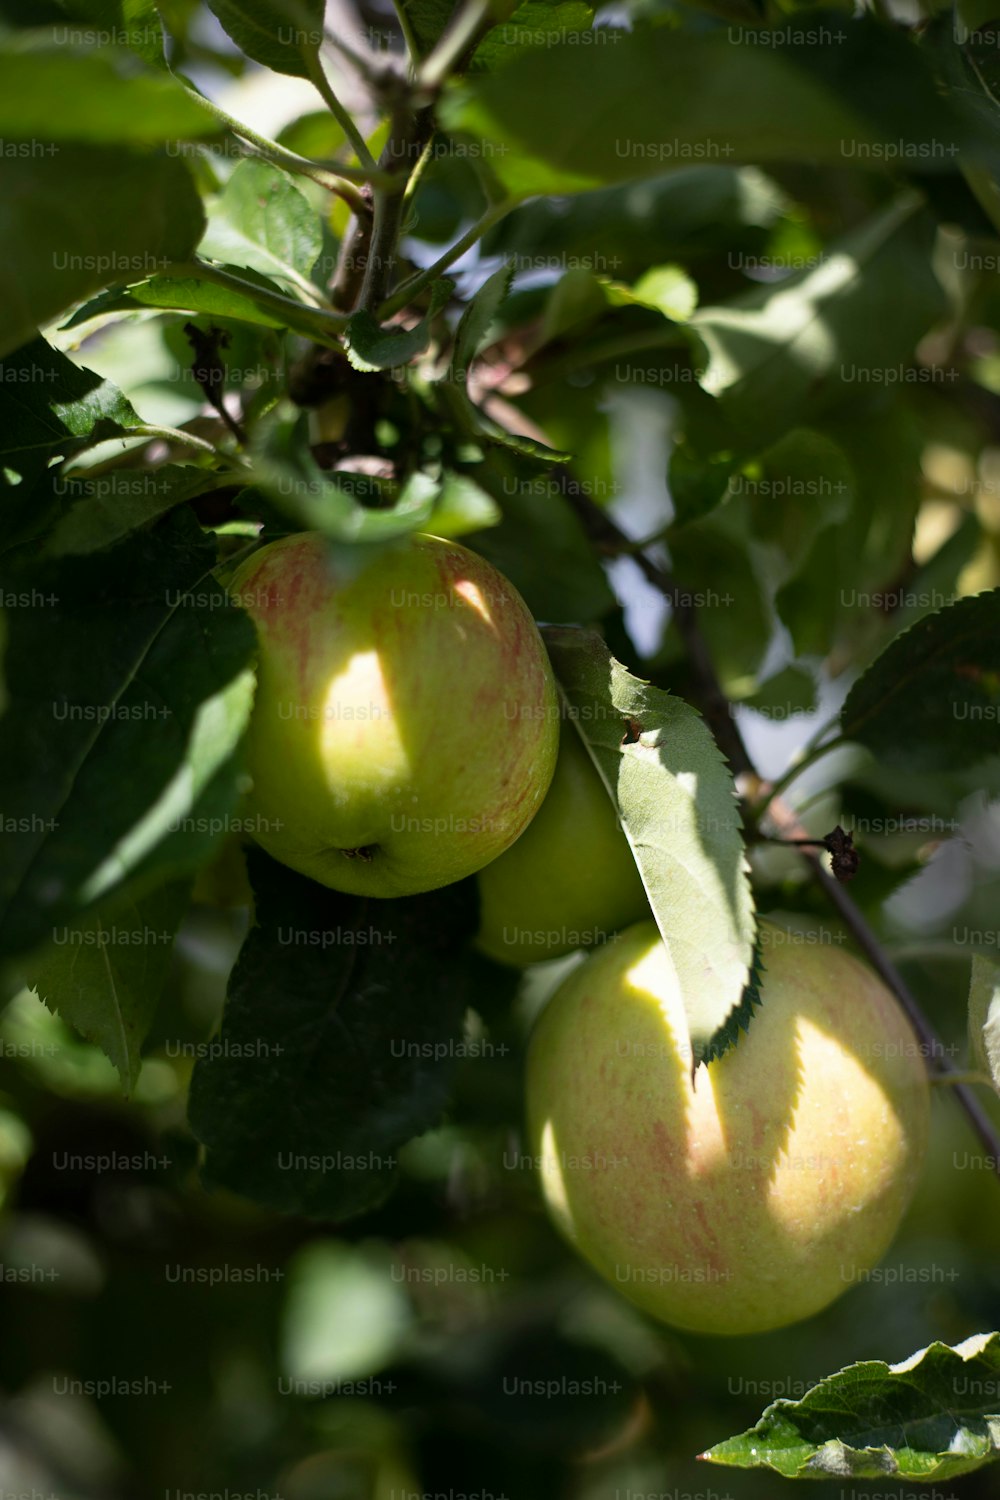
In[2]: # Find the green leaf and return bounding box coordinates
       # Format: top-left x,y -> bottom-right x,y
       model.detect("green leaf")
542,626 -> 754,1064
700,933 -> 765,1064
539,267 -> 609,343
968,953 -> 1000,1092
436,376 -> 573,465
56,0 -> 166,65
199,159 -> 324,290
665,506 -> 772,696
206,0 -> 325,77
0,511 -> 256,965
536,262 -> 699,348
281,1241 -> 412,1383
451,263 -> 513,378
440,21 -> 971,198
0,336 -> 143,551
24,879 -> 190,1093
740,662 -> 817,717
775,399 -> 924,660
471,0 -> 594,71
249,407 -> 441,540
1,336 -> 141,459
64,276 -> 290,337
346,278 -> 455,371
428,470 -> 502,536
626,264 -> 698,321
0,33 -> 215,141
45,465 -> 224,556
396,0 -> 457,57
63,266 -> 323,341
466,458 -> 614,621
702,1333 -> 1000,1480
486,166 -> 790,278
741,428 -> 855,579
688,194 -> 945,446
187,849 -> 483,1219
0,146 -> 205,359
839,588 -> 1000,771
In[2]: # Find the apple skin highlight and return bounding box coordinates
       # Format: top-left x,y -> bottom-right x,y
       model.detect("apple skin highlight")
230,531 -> 560,898
526,920 -> 930,1336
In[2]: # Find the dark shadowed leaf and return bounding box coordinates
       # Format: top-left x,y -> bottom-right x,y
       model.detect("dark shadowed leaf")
451,263 -> 513,378
486,164 -> 789,279
0,510 -> 255,965
839,588 -> 1000,770
688,195 -> 945,447
48,1 -> 165,65
347,279 -> 455,371
0,337 -> 143,552
25,879 -> 191,1093
440,20 -> 973,198
187,849 -> 483,1218
0,147 -> 205,358
206,0 -> 326,77
0,35 -> 214,140
46,466 -> 226,556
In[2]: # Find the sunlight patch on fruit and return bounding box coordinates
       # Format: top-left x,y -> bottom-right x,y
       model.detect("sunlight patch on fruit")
537,1118 -> 571,1226
320,649 -> 394,758
452,577 -> 492,624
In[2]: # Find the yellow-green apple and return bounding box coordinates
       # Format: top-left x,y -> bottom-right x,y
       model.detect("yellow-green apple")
476,726 -> 649,964
229,531 -> 559,897
525,920 -> 929,1335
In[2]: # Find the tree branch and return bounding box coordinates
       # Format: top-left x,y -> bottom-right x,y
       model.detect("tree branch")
561,475 -> 752,776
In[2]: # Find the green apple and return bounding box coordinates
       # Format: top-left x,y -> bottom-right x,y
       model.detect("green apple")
229,531 -> 559,898
525,920 -> 929,1336
476,726 -> 649,965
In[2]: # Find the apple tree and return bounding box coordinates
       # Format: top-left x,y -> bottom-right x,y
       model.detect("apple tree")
3,0 -> 1000,1495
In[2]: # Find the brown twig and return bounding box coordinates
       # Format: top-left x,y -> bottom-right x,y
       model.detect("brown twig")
560,475 -> 752,776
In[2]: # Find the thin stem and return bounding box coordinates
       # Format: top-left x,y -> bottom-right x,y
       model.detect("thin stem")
524,325 -> 688,387
419,0 -> 496,89
331,189 -> 376,312
305,51 -> 379,173
272,262 -> 338,311
402,134 -> 438,210
355,102 -> 435,311
129,425 -> 232,459
322,26 -> 390,84
377,199 -> 517,319
389,0 -> 422,68
766,796 -> 1000,1182
167,259 -> 349,346
561,475 -> 752,774
751,730 -> 847,823
331,100 -> 431,314
934,1071 -> 996,1090
361,184 -> 409,311
181,86 -> 377,209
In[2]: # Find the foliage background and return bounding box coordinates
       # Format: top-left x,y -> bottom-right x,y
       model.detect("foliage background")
3,0 -> 1000,1495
